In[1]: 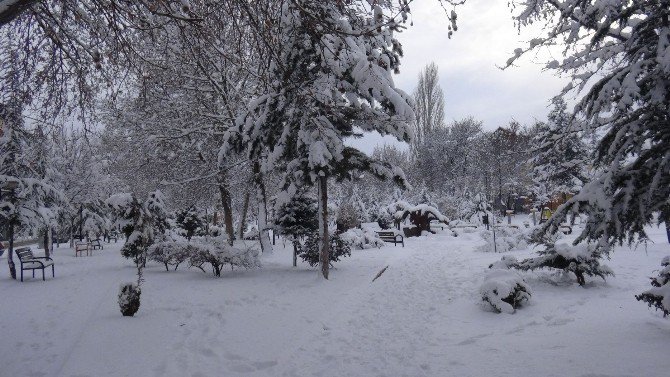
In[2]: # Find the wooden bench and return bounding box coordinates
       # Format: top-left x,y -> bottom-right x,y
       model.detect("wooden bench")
375,231 -> 404,247
15,247 -> 54,282
75,242 -> 91,257
91,239 -> 103,250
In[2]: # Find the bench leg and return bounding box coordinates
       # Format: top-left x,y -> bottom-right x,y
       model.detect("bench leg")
32,269 -> 35,278
52,265 -> 55,278
42,268 -> 45,281
21,269 -> 23,282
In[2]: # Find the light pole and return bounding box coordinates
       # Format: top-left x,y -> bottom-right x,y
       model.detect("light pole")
1,179 -> 20,279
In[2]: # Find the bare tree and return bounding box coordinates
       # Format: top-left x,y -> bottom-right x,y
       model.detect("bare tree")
411,62 -> 445,155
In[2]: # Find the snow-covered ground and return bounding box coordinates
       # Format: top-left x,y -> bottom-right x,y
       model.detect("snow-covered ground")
2,223 -> 669,377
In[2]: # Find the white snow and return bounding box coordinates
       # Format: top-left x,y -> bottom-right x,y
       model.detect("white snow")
1,224 -> 669,376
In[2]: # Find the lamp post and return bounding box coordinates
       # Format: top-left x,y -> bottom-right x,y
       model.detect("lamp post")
1,179 -> 20,279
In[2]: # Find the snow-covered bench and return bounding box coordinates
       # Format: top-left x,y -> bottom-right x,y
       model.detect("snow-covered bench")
15,247 -> 55,282
375,231 -> 404,247
75,242 -> 91,257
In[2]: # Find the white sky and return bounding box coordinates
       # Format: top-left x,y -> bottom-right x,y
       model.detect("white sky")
348,0 -> 569,154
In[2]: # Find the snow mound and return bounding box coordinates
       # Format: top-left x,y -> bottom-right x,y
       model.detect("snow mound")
340,228 -> 385,250
480,269 -> 532,314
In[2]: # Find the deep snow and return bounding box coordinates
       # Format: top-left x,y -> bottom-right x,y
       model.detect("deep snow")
1,223 -> 669,377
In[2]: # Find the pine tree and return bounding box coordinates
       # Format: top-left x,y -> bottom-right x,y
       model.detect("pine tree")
107,191 -> 168,267
508,1 -> 670,254
225,1 -> 415,279
636,256 -> 670,317
175,207 -> 204,241
275,194 -> 318,267
530,98 -> 589,206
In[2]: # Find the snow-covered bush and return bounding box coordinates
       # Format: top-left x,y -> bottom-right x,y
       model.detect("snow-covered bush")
107,191 -> 168,266
275,194 -> 318,266
118,283 -> 141,317
636,256 -> 670,317
243,227 -> 259,240
376,209 -> 394,230
340,228 -> 385,250
510,242 -> 613,286
208,225 -> 222,237
147,241 -> 190,271
488,255 -> 520,270
336,202 -> 362,232
299,232 -> 351,267
188,239 -> 261,277
480,269 -> 532,314
174,207 -> 204,240
476,227 -> 528,253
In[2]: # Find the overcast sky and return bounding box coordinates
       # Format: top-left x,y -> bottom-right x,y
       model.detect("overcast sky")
348,0 -> 569,154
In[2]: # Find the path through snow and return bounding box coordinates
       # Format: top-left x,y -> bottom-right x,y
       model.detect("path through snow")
1,226 -> 669,377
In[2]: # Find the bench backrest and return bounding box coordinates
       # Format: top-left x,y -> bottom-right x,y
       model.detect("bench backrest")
75,242 -> 88,251
376,232 -> 396,237
15,247 -> 34,261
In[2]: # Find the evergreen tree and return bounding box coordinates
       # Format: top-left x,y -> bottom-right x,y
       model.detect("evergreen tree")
636,256 -> 670,317
530,98 -> 589,206
225,1 -> 418,278
175,207 -> 204,241
107,191 -> 168,267
275,194 -> 318,267
509,0 -> 670,254
0,103 -> 61,279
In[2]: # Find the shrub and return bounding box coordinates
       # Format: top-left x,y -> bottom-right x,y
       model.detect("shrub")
480,269 -> 531,314
175,208 -> 204,240
509,241 -> 613,286
376,209 -> 393,230
147,242 -> 190,271
118,283 -> 141,317
336,202 -> 362,232
636,256 -> 670,317
340,228 -> 385,250
187,239 -> 261,277
299,232 -> 351,267
476,227 -> 529,253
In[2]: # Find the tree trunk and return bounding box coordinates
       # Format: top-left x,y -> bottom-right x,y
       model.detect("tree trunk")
239,190 -> 250,240
78,204 -> 83,240
218,184 -> 235,246
70,217 -> 75,248
217,170 -> 235,246
253,160 -> 272,254
318,175 -> 329,279
42,227 -> 50,258
293,240 -> 299,267
47,227 -> 53,256
8,222 -> 16,279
